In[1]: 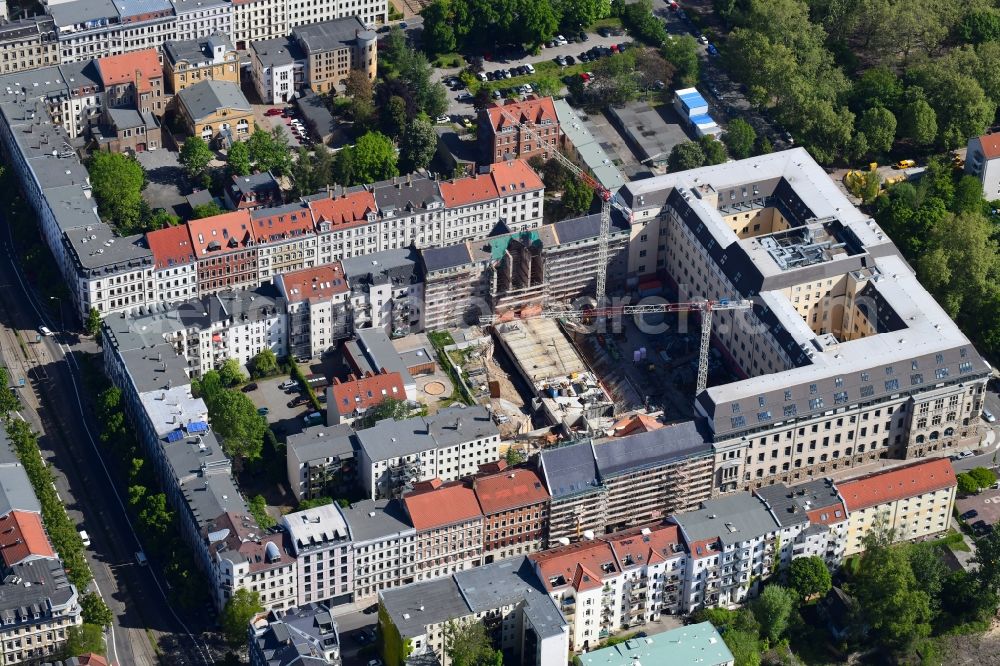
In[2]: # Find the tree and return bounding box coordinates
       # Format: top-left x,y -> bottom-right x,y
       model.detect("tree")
422,0 -> 457,56
191,201 -> 224,219
86,152 -> 147,234
218,359 -> 246,388
788,556 -> 832,600
148,208 -> 180,229
221,589 -> 263,645
898,94 -> 938,147
852,537 -> 932,654
247,126 -> 292,176
857,106 -> 897,154
251,349 -> 279,378
380,95 -> 409,140
972,525 -> 1000,614
399,117 -> 438,173
722,629 -> 761,666
562,177 -> 594,215
661,34 -> 699,87
751,584 -> 796,643
952,175 -> 984,215
556,0 -> 609,31
210,390 -> 268,463
356,397 -> 411,429
668,141 -> 706,172
444,620 -> 502,666
0,367 -> 20,417
345,69 -> 374,104
179,136 -> 214,184
248,494 -> 276,529
906,543 -> 949,618
81,592 -> 114,628
504,447 -> 526,466
699,135 -> 728,165
63,624 -> 105,658
723,119 -> 757,160
298,496 -> 334,510
333,132 -> 398,186
969,466 -> 997,489
515,0 -> 559,48
85,307 -> 102,337
226,141 -> 251,177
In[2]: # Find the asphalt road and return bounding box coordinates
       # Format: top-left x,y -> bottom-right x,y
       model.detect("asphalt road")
0,213 -> 214,666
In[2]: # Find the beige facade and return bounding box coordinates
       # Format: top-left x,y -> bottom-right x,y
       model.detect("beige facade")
0,17 -> 58,75
163,35 -> 240,95
293,18 -> 377,94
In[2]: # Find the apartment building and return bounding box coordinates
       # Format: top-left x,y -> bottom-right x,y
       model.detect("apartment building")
252,201 -> 317,281
163,33 -> 239,95
839,458 -> 956,556
232,0 -> 288,51
93,106 -> 161,152
285,423 -> 355,503
479,96 -> 559,164
95,47 -> 168,115
530,523 -> 687,652
208,511 -> 298,612
249,603 -> 341,666
539,423 -> 715,544
326,370 -> 406,425
275,264 -> 351,360
580,622 -> 733,666
379,557 -> 568,666
176,78 -> 253,144
552,98 -> 626,194
250,36 -> 304,104
340,499 -> 416,603
115,0 -> 175,53
49,0 -> 122,63
0,16 -> 58,75
755,478 -> 848,568
208,289 -> 287,368
403,480 -> 483,582
342,248 -> 423,336
146,223 -> 198,305
227,172 -> 282,211
172,0 -> 232,45
356,405 -> 501,500
0,556 -> 82,664
966,133 -> 1000,200
291,17 -> 375,94
615,149 -> 991,494
472,462 -> 550,562
283,504 -> 354,607
188,209 -> 259,295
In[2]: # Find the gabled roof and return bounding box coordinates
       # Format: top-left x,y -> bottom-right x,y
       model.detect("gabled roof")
472,466 -> 549,515
837,458 -> 956,512
538,441 -> 601,500
612,413 -> 663,437
187,210 -> 256,256
177,79 -> 251,121
484,95 -> 558,134
594,421 -> 712,478
530,539 -> 619,592
146,224 -> 195,270
250,202 -> 314,242
605,523 -> 685,568
488,159 -> 544,196
330,370 -> 406,413
438,172 -> 500,207
278,264 -> 348,303
308,190 -> 377,229
0,511 -> 54,567
403,482 -> 483,531
974,133 -> 1000,160
96,48 -> 162,88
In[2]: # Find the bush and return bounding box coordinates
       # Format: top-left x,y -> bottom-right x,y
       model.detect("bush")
957,472 -> 980,496
289,359 -> 322,411
969,466 -> 996,489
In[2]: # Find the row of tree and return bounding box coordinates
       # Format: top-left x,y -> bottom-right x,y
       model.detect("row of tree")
421,0 -> 610,55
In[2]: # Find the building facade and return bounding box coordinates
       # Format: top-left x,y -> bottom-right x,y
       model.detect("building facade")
283,504 -> 354,607
163,33 -> 239,94
479,96 -> 559,164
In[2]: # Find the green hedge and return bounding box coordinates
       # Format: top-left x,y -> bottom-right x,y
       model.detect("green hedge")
5,419 -> 91,589
289,359 -> 322,412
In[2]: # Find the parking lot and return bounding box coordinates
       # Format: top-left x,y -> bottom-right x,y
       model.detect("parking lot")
955,488 -> 1000,533
135,148 -> 189,216
245,374 -> 321,440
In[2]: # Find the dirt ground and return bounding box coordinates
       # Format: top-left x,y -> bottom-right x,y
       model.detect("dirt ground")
934,620 -> 1000,665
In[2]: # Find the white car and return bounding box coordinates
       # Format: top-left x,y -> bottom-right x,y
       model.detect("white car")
985,409 -> 997,423
279,379 -> 298,390
78,530 -> 90,547
555,34 -> 568,45
524,63 -> 535,74
435,115 -> 450,123
38,326 -> 53,337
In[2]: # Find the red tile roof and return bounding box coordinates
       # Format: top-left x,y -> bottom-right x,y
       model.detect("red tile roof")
0,511 -> 54,567
975,134 -> 1000,160
96,48 -> 162,88
838,458 -> 956,512
251,204 -> 316,243
612,414 -> 664,437
473,467 -> 549,515
331,370 -> 406,413
439,172 -> 500,207
530,540 -> 619,592
605,523 -> 684,568
404,482 -> 483,531
279,264 -> 349,303
489,159 -> 544,195
308,190 -> 377,229
146,224 -> 195,270
187,210 -> 256,257
484,95 -> 558,134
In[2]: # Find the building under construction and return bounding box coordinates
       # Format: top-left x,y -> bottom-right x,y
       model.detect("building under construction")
420,211 -> 629,330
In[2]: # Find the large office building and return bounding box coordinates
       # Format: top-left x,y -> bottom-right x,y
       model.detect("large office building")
616,148 -> 991,494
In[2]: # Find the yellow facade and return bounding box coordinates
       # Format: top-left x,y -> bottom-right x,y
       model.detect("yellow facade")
165,51 -> 240,94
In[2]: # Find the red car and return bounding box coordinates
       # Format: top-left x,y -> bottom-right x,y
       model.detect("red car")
265,107 -> 283,116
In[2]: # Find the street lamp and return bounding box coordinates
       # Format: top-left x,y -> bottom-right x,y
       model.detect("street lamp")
48,296 -> 63,331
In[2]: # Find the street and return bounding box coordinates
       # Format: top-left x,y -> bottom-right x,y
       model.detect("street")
0,212 -> 214,666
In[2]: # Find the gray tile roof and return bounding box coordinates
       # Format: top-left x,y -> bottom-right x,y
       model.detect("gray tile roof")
50,0 -> 119,27
111,0 -> 172,18
164,33 -> 235,65
380,576 -> 470,639
63,226 -> 152,273
420,243 -> 473,273
673,491 -> 780,547
356,405 -> 496,462
755,479 -> 844,528
0,16 -> 54,43
0,558 -> 77,626
552,209 -> 629,244
340,498 -> 413,543
348,327 -> 414,384
292,16 -> 367,53
251,37 -> 303,69
455,556 -> 566,639
371,175 -> 443,217
177,79 -> 250,122
593,420 -> 712,478
106,107 -> 145,129
287,423 -> 355,465
538,440 -> 601,499
252,603 -> 339,666
341,247 -> 423,288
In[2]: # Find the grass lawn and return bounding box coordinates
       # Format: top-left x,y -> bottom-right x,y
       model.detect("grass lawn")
433,52 -> 465,68
589,17 -> 624,31
472,60 -> 592,98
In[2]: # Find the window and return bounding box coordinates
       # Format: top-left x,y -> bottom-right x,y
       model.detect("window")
861,371 -> 870,382
732,404 -> 741,414
935,368 -> 950,380
834,391 -> 848,404
731,416 -> 746,428
784,390 -> 792,401
757,411 -> 772,422
911,373 -> 923,386
885,378 -> 900,391
960,361 -> 973,373
758,396 -> 766,407
860,385 -> 875,398
835,377 -> 843,388
809,397 -> 824,410
783,404 -> 797,418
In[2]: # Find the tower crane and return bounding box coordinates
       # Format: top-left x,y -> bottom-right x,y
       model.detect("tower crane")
494,104 -> 614,307
480,299 -> 753,395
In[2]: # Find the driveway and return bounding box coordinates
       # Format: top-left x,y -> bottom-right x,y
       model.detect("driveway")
136,149 -> 189,215
955,488 -> 1000,528
246,375 -> 316,440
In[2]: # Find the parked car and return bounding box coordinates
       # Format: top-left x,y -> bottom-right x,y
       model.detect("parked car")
279,379 -> 297,390
960,450 -> 976,459
707,44 -> 719,56
79,530 -> 91,547
564,55 -> 575,65
135,550 -> 148,566
435,115 -> 450,123
555,55 -> 567,66
896,159 -> 916,170
287,396 -> 308,408
241,382 -> 258,392
579,52 -> 590,62
257,407 -> 269,416
961,510 -> 979,521
525,63 -> 535,74
698,34 -> 709,44
984,408 -> 996,423
578,31 -> 588,42
38,326 -> 53,337
973,520 -> 990,535
597,27 -> 611,37
555,34 -> 568,45
265,107 -> 283,116
477,71 -> 488,82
